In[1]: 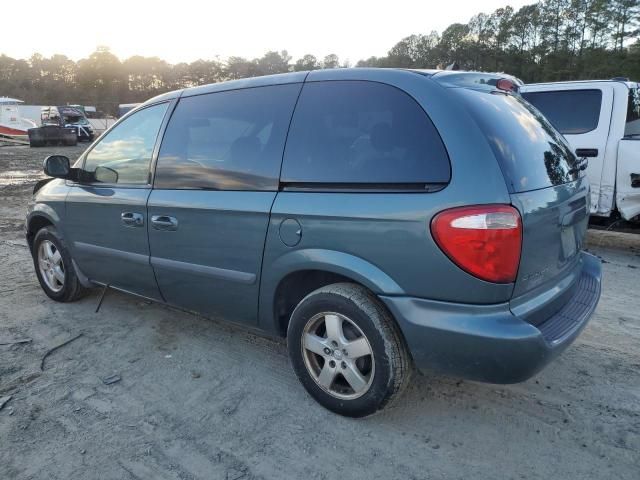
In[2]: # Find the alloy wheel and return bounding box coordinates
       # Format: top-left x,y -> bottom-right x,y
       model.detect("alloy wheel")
37,240 -> 65,293
301,312 -> 375,400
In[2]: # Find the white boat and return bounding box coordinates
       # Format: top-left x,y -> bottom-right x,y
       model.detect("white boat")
0,97 -> 38,140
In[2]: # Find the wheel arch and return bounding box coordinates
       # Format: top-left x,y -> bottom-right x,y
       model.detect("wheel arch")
26,208 -> 59,251
259,248 -> 405,337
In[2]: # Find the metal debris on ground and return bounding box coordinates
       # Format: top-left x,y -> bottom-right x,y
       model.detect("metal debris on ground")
40,333 -> 84,371
101,374 -> 121,385
0,338 -> 32,346
0,395 -> 12,411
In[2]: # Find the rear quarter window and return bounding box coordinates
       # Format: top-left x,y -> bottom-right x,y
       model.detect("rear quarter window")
625,87 -> 640,137
521,89 -> 602,135
455,88 -> 580,193
280,80 -> 450,186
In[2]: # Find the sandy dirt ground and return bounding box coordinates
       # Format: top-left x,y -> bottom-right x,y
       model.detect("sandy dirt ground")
1,145 -> 639,480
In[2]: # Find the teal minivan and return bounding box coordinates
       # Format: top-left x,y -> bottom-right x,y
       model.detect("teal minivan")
26,69 -> 601,417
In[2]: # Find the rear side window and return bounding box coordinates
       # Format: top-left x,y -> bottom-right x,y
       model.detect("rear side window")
155,84 -> 302,190
455,88 -> 579,193
281,81 -> 450,186
521,89 -> 602,134
625,87 -> 640,137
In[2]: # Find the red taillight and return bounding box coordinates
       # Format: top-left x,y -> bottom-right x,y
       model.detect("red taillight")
431,205 -> 522,283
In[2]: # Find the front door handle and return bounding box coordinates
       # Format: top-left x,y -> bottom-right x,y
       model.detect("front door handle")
151,215 -> 178,231
575,148 -> 598,158
121,212 -> 144,227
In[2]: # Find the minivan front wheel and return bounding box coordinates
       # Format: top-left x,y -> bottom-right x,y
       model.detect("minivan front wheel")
288,283 -> 412,417
32,226 -> 87,302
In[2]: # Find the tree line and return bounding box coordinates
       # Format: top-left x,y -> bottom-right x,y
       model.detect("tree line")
1,0 -> 638,115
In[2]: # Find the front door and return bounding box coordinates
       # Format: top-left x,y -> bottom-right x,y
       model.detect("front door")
147,83 -> 302,324
65,102 -> 170,299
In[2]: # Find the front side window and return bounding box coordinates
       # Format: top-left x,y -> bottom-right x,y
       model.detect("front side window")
83,102 -> 168,184
280,81 -> 450,185
154,84 -> 302,190
522,89 -> 602,135
625,87 -> 640,138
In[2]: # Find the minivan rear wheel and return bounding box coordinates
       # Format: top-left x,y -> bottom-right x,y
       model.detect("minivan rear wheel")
287,283 -> 412,417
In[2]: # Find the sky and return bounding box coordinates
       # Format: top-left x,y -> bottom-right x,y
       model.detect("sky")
3,0 -> 531,64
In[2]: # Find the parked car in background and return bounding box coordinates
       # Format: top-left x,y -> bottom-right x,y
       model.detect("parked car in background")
26,69 -> 601,417
521,79 -> 640,222
41,106 -> 95,142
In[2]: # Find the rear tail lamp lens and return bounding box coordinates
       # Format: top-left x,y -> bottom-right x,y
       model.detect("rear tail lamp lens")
431,205 -> 522,283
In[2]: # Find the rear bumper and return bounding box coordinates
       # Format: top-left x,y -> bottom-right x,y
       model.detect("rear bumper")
380,252 -> 602,384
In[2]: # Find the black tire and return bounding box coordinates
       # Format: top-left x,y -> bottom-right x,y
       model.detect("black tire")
287,283 -> 412,417
32,226 -> 88,302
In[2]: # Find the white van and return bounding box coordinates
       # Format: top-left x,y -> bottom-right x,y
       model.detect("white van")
521,80 -> 640,221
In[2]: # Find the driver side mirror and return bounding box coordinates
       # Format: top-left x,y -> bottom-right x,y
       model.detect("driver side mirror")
43,155 -> 71,178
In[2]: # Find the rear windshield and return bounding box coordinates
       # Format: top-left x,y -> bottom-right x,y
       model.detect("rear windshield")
521,89 -> 602,134
455,88 -> 580,193
625,87 -> 640,138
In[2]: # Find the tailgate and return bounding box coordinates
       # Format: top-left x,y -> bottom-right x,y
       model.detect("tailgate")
449,86 -> 591,324
510,176 -> 589,305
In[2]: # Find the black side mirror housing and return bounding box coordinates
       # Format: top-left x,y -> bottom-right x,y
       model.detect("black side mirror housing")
43,155 -> 71,178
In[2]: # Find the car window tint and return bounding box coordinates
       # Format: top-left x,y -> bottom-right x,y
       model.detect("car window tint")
625,87 -> 640,137
456,88 -> 579,193
154,84 -> 302,190
280,81 -> 450,185
521,89 -> 602,135
84,103 -> 168,184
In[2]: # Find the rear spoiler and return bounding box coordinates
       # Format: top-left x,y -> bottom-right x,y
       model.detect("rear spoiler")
431,71 -> 523,94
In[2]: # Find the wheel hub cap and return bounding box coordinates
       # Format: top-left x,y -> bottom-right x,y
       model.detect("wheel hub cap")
37,240 -> 65,293
301,312 -> 375,400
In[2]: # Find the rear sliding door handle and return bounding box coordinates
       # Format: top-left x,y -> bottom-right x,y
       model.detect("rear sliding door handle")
121,212 -> 144,227
151,215 -> 178,231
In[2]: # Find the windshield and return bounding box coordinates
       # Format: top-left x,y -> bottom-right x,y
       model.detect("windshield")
625,86 -> 640,137
59,107 -> 89,125
64,115 -> 89,125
